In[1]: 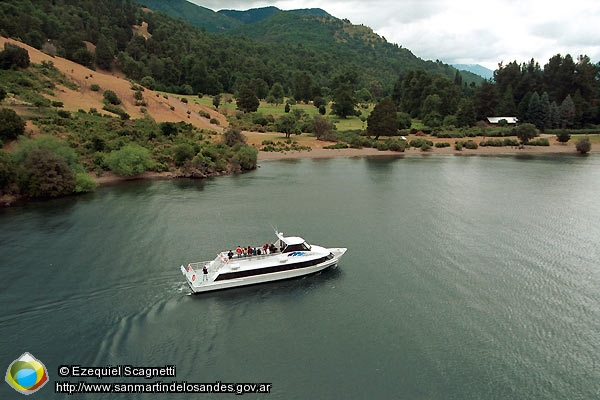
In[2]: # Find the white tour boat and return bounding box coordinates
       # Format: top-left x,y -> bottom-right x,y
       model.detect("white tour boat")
180,231 -> 347,293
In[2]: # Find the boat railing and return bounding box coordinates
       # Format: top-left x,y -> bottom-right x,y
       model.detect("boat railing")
187,250 -> 285,278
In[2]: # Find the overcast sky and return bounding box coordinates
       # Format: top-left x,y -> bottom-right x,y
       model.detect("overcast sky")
188,0 -> 600,71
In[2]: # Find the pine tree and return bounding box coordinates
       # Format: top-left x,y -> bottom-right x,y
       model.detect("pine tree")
367,97 -> 398,140
559,95 -> 576,128
236,85 -> 259,113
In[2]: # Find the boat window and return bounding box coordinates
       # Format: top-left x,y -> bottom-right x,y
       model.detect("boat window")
283,242 -> 311,253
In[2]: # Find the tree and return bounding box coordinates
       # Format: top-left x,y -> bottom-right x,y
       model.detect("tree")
268,83 -> 285,105
292,71 -> 314,102
276,113 -> 300,138
212,94 -> 221,108
20,149 -> 75,198
556,131 -> 571,143
159,122 -> 178,137
575,138 -> 591,154
331,82 -> 357,118
423,112 -> 442,128
397,112 -> 412,129
223,127 -> 246,147
455,98 -> 476,127
0,43 -> 30,69
549,101 -> 561,129
559,95 -> 576,128
367,97 -> 398,140
106,144 -> 153,176
527,92 -> 545,130
0,150 -> 17,193
140,76 -> 155,90
0,108 -> 26,141
95,36 -> 114,70
236,85 -> 259,113
516,123 -> 538,144
312,115 -> 335,141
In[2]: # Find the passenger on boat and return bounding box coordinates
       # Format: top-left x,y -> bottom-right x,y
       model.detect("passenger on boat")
269,243 -> 277,253
202,265 -> 208,281
228,250 -> 234,259
236,246 -> 242,258
247,246 -> 253,257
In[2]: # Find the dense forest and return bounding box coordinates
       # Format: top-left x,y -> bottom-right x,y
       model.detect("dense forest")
1,0 -> 597,128
0,0 -> 599,203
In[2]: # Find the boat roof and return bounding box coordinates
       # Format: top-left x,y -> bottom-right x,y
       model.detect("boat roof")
276,232 -> 306,245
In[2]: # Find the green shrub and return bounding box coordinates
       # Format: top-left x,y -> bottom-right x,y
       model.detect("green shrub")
454,142 -> 463,150
103,90 -> 121,105
57,109 -> 71,118
52,101 -> 63,108
0,108 -> 26,140
387,139 -> 408,152
75,172 -> 97,193
223,127 -> 246,147
106,144 -> 153,176
0,150 -> 17,192
479,139 -> 504,147
232,146 -> 258,170
323,143 -> 348,149
528,138 -> 550,146
503,138 -> 520,146
556,131 -> 571,143
463,140 -> 478,149
90,84 -> 100,91
576,138 -> 591,154
20,149 -> 75,198
409,138 -> 433,149
375,141 -> 389,151
173,143 -> 196,166
435,142 -> 451,148
102,104 -> 129,120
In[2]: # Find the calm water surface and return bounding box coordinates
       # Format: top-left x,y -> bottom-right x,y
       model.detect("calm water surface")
1,154 -> 599,399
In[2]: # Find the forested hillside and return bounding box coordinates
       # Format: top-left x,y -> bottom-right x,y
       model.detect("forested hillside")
0,0 -> 479,98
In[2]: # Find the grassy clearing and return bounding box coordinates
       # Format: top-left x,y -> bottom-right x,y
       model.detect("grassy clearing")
571,134 -> 600,143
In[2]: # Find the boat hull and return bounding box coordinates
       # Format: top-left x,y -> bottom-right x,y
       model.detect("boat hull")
181,248 -> 346,294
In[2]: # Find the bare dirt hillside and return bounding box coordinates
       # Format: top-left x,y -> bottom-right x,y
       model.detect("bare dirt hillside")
0,37 -> 227,131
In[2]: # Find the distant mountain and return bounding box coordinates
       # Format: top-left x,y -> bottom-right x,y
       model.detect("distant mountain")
137,1 -> 478,90
453,64 -> 494,80
218,6 -> 331,24
139,0 -> 242,32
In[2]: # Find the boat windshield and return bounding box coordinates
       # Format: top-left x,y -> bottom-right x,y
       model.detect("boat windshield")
282,241 -> 311,253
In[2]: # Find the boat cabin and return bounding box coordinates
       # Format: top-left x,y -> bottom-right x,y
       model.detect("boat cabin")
276,233 -> 312,253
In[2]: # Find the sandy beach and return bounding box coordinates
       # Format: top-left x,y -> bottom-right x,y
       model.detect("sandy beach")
256,141 -> 592,161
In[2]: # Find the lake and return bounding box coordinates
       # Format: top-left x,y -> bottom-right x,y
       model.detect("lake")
1,154 -> 599,399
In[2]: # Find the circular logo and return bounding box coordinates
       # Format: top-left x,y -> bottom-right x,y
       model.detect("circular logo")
5,352 -> 49,395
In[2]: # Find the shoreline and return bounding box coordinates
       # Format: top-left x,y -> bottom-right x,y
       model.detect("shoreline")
256,143 -> 594,161
1,143 -> 594,207
93,144 -> 594,185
